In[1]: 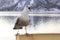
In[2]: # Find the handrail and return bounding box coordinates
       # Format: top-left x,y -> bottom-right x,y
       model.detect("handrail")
0,11 -> 60,16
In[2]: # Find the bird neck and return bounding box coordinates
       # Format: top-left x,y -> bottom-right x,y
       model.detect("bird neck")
21,6 -> 30,20
23,6 -> 30,13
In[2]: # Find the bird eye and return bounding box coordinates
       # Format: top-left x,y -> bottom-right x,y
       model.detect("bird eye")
28,7 -> 31,10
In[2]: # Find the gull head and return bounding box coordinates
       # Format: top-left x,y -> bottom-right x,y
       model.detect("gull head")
23,5 -> 31,12
27,5 -> 31,10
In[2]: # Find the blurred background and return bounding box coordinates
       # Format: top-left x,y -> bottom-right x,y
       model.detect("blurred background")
0,0 -> 60,40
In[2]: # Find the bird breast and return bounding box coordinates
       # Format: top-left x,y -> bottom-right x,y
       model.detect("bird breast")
18,17 -> 30,26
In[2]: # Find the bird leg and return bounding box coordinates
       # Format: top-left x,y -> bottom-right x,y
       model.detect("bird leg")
25,27 -> 29,37
25,27 -> 27,34
16,29 -> 20,36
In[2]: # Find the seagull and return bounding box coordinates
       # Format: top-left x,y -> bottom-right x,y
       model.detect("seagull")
13,5 -> 31,35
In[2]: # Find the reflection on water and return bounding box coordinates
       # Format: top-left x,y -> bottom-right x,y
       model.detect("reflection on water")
1,16 -> 60,27
31,16 -> 60,27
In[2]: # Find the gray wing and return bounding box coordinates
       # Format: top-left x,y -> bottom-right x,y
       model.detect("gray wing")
13,18 -> 22,29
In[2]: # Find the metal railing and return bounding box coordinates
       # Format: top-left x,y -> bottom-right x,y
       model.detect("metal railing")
0,11 -> 60,16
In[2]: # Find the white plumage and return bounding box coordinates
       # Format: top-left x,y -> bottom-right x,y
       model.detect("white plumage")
20,6 -> 30,22
13,5 -> 31,35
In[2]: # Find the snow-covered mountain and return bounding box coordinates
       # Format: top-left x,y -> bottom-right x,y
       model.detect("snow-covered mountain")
0,0 -> 60,11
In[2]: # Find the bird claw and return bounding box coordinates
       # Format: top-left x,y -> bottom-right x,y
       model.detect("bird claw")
16,33 -> 20,36
25,33 -> 30,37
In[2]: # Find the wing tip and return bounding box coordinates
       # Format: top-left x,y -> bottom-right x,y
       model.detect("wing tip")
13,27 -> 23,29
